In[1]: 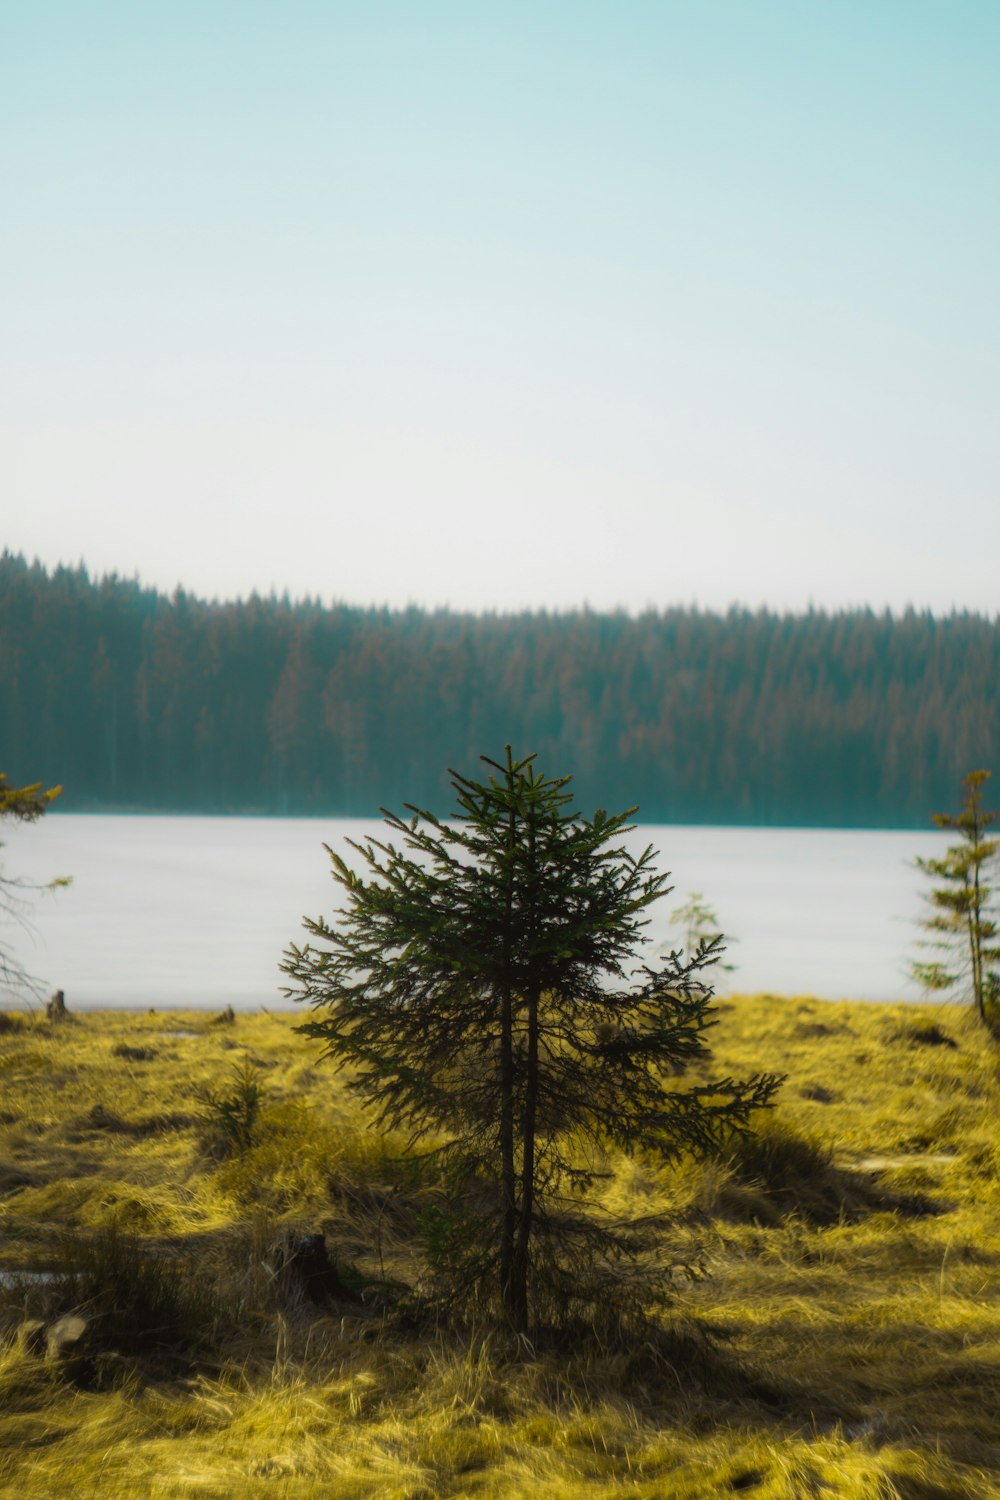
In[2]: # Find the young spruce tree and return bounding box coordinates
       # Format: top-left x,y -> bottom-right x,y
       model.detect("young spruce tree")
1,773 -> 65,999
912,768 -> 1000,1026
283,749 -> 781,1332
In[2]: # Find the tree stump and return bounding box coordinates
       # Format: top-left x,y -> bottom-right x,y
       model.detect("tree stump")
45,1313 -> 90,1378
276,1231 -> 352,1303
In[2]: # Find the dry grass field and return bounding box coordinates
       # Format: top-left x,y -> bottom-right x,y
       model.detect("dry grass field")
1,994 -> 999,1498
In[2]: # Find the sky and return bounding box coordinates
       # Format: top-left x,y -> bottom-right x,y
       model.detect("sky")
3,2 -> 999,616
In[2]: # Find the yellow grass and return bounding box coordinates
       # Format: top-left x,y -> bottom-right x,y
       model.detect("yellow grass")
1,995 -> 999,1498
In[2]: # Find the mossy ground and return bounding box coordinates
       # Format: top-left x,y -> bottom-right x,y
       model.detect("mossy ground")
1,995 -> 999,1498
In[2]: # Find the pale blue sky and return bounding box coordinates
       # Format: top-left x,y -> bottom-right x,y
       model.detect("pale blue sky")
3,2 -> 998,613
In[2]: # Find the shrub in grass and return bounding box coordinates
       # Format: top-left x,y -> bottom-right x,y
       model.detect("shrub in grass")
197,1054 -> 263,1157
901,1022 -> 958,1049
704,1115 -> 944,1226
713,1116 -> 850,1225
111,1042 -> 157,1062
216,1099 -> 433,1228
725,1114 -> 834,1183
214,1107 -> 333,1211
51,1218 -> 221,1359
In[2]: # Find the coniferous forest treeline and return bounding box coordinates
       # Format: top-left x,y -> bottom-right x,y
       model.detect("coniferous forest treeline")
1,550 -> 997,827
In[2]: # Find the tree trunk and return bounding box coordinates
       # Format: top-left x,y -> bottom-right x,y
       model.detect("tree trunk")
970,814 -> 985,1020
499,789 -> 518,1322
499,978 -> 517,1320
511,977 -> 539,1333
510,807 -> 539,1333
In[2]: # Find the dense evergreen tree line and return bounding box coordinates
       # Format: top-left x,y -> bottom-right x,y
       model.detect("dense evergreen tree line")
1,550 -> 996,826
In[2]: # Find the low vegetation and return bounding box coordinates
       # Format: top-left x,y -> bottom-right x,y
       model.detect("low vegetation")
1,995 -> 999,1497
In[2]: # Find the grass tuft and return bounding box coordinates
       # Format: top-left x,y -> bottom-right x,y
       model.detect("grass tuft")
46,1217 -> 224,1361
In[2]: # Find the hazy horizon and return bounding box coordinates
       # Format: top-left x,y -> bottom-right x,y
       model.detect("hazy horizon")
7,549 -> 1000,623
5,5 -> 999,616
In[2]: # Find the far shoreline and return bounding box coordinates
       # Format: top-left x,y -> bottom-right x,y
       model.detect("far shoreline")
2,991 -> 953,1016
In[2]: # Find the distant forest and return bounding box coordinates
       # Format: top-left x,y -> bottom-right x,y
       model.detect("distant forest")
1,550 -> 997,827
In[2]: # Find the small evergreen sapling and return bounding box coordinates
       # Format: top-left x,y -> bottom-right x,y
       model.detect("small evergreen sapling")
912,769 -> 1000,1026
670,891 -> 736,974
0,773 -> 69,1000
283,748 -> 781,1332
199,1055 -> 264,1156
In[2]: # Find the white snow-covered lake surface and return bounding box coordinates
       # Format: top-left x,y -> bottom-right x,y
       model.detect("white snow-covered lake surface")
1,814 -> 949,1010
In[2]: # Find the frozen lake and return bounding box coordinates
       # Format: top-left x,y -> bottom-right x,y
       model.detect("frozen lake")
0,814 -> 950,1010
